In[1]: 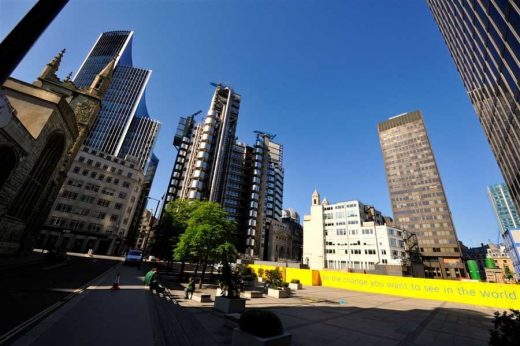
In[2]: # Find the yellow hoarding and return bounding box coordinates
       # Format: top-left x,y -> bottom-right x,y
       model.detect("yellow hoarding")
320,270 -> 520,309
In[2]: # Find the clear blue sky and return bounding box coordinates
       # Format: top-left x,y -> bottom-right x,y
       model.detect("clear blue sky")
1,0 -> 505,247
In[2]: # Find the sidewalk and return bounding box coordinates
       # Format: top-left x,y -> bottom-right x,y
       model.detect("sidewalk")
11,264 -> 216,346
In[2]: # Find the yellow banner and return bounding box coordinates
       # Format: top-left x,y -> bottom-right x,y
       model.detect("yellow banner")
286,268 -> 321,286
320,270 -> 520,309
246,264 -> 520,309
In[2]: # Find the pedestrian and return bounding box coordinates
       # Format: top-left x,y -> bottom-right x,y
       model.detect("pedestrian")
144,268 -> 158,292
184,277 -> 196,299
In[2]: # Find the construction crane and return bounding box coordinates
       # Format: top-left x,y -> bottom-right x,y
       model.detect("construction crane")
187,110 -> 202,118
254,130 -> 277,140
210,81 -> 233,89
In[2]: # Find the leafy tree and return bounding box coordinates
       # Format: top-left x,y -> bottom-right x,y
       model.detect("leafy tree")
152,199 -> 201,273
490,309 -> 520,345
504,266 -> 514,282
266,269 -> 283,288
173,201 -> 236,288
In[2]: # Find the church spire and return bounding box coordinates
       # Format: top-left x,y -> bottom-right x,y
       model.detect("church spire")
38,49 -> 66,81
312,189 -> 321,206
88,57 -> 116,98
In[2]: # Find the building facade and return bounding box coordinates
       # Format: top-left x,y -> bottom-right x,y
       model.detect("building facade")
484,243 -> 517,283
428,0 -> 520,214
267,208 -> 303,262
163,84 -> 240,204
162,85 -> 284,259
0,49 -> 105,255
127,153 -> 159,248
245,132 -> 284,259
41,145 -> 143,255
135,209 -> 156,251
378,110 -> 465,279
303,191 -> 408,273
503,228 -> 520,280
40,31 -> 160,254
488,183 -> 520,235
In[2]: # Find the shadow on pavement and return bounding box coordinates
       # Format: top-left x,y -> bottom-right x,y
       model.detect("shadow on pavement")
180,298 -> 496,346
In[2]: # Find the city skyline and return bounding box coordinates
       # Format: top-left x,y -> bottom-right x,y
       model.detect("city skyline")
0,0 -> 504,247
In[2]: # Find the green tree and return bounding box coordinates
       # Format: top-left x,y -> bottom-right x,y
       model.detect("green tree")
490,309 -> 520,345
152,199 -> 201,274
173,201 -> 236,288
504,266 -> 514,282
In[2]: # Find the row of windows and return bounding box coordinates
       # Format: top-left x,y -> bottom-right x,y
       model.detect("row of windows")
49,216 -> 127,232
78,150 -> 135,172
71,166 -> 134,187
61,189 -> 133,203
54,202 -> 125,221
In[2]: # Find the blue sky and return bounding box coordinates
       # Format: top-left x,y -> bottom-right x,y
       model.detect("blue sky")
1,0 -> 505,247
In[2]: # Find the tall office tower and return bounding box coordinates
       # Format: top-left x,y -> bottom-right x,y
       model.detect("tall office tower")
245,132 -> 284,259
488,183 -> 520,235
163,84 -> 240,204
41,31 -> 160,255
74,30 -> 160,169
428,1 -> 520,214
378,111 -> 465,279
161,88 -> 285,258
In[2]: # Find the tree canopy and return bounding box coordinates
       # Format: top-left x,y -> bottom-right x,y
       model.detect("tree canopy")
150,199 -> 201,260
173,201 -> 236,263
172,201 -> 237,287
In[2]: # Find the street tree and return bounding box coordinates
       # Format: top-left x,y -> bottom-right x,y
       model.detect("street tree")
173,201 -> 236,288
152,199 -> 201,273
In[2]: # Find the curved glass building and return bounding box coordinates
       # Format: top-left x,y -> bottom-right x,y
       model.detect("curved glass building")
74,31 -> 160,169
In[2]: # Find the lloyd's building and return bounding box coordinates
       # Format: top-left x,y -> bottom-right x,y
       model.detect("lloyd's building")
41,31 -> 160,255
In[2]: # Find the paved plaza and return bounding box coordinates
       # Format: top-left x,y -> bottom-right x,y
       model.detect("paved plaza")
170,281 -> 497,346
8,262 -> 498,346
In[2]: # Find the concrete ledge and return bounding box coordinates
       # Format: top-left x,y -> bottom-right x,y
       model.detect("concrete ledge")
244,291 -> 263,298
267,288 -> 290,298
214,296 -> 246,313
192,293 -> 211,303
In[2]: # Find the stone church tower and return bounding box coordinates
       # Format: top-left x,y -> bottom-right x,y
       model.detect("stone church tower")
0,50 -> 113,255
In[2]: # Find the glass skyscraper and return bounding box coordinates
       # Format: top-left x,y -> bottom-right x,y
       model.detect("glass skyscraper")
74,31 -> 160,169
487,183 -> 520,234
428,0 -> 520,214
378,111 -> 465,279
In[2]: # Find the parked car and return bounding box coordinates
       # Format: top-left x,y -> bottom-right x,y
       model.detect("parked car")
124,249 -> 143,265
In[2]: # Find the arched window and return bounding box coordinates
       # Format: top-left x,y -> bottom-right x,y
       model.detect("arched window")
9,133 -> 65,220
0,146 -> 17,190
